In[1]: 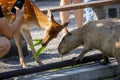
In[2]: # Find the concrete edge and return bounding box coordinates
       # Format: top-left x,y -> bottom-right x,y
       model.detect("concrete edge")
33,61 -> 120,80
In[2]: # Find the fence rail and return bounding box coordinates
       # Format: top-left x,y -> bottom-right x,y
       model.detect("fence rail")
42,0 -> 120,13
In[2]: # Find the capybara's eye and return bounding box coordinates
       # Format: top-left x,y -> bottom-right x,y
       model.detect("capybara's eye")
62,37 -> 65,40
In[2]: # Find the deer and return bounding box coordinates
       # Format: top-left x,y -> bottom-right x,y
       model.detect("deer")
58,18 -> 120,79
0,0 -> 69,68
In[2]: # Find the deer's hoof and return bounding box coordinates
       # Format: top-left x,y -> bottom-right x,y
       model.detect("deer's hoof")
21,62 -> 27,68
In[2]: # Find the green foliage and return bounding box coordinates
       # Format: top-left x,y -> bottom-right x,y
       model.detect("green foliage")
31,39 -> 42,48
32,46 -> 46,58
51,63 -> 83,71
31,39 -> 46,58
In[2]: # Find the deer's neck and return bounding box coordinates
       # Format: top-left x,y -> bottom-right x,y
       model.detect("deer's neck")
30,1 -> 49,29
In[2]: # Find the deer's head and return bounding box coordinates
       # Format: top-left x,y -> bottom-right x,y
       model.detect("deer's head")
41,10 -> 69,46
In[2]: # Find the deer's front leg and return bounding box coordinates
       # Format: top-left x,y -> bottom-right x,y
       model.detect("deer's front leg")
13,30 -> 27,68
21,28 -> 43,65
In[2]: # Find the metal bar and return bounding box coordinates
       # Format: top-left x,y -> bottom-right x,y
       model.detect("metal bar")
0,53 -> 103,79
42,0 -> 120,13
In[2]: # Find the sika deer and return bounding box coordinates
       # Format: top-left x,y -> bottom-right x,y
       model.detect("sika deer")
0,0 -> 69,68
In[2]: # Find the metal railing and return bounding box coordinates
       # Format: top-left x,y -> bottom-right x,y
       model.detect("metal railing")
0,53 -> 103,79
42,0 -> 120,13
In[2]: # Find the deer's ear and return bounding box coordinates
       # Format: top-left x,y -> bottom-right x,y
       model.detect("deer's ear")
47,10 -> 54,21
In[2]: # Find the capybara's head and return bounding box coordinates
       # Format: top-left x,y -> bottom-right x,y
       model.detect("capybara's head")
58,28 -> 84,56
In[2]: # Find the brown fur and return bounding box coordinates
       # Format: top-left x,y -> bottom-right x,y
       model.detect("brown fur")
59,18 -> 120,78
0,0 -> 69,68
58,18 -> 120,65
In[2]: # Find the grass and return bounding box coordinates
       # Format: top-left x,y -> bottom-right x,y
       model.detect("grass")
51,63 -> 84,71
31,39 -> 46,58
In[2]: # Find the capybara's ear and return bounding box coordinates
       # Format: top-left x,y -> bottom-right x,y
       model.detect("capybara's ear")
62,22 -> 70,28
